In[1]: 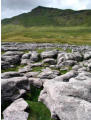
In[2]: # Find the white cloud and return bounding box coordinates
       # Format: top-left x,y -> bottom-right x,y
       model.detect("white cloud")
1,0 -> 91,19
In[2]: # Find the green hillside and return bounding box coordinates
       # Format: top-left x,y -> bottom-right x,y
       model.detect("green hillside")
1,6 -> 91,45
2,6 -> 91,27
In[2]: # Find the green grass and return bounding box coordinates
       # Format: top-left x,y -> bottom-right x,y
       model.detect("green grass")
27,101 -> 53,120
65,48 -> 72,53
1,66 -> 19,73
1,64 -> 27,73
1,51 -> 6,55
31,66 -> 45,72
36,48 -> 46,53
60,66 -> 72,75
2,25 -> 91,45
24,85 -> 54,120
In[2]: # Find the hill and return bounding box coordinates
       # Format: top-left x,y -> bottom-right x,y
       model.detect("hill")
1,6 -> 91,45
2,6 -> 91,27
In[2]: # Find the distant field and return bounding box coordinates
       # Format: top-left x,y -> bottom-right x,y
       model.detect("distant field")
1,24 -> 91,45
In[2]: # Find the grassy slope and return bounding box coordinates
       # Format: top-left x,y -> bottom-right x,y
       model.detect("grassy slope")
2,25 -> 91,45
1,6 -> 91,45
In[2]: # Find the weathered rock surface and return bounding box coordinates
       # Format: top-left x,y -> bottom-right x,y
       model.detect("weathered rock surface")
41,50 -> 58,59
42,58 -> 56,65
38,68 -> 60,79
3,98 -> 29,120
1,61 -> 10,70
18,65 -> 32,73
21,59 -> 30,65
22,52 -> 31,59
39,70 -> 91,120
30,51 -> 39,62
54,70 -> 78,82
1,77 -> 30,103
24,72 -> 39,78
3,51 -> 23,56
1,72 -> 23,79
57,52 -> 83,68
1,51 -> 22,70
84,51 -> 91,60
29,78 -> 42,88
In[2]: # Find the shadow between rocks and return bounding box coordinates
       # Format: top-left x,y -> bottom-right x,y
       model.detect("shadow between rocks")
23,85 -> 55,120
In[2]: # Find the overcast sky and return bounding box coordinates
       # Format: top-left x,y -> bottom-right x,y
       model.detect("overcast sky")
1,0 -> 91,19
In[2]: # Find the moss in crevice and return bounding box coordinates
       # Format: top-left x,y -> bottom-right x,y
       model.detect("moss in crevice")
22,50 -> 30,53
36,48 -> 46,54
1,51 -> 6,55
1,64 -> 27,73
24,85 -> 54,120
31,66 -> 46,72
1,65 -> 19,73
60,66 -> 72,75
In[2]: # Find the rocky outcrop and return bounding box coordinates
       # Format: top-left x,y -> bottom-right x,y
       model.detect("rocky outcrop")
1,43 -> 91,120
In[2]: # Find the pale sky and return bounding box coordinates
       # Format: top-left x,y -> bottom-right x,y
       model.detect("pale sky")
1,0 -> 91,19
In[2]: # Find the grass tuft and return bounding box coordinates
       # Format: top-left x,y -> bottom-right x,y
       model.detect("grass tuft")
24,85 -> 54,120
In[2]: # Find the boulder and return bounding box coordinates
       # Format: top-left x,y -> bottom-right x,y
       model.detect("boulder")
54,70 -> 78,82
21,59 -> 30,65
22,53 -> 31,59
39,75 -> 91,120
1,77 -> 30,103
3,51 -> 23,57
30,51 -> 39,62
2,55 -> 21,65
38,68 -> 60,79
18,65 -> 32,73
3,98 -> 29,120
1,61 -> 10,70
57,52 -> 83,65
24,72 -> 39,78
1,72 -> 23,79
57,60 -> 77,68
42,58 -> 56,65
29,78 -> 42,88
72,65 -> 82,71
30,62 -> 43,67
41,50 -> 58,59
84,51 -> 91,60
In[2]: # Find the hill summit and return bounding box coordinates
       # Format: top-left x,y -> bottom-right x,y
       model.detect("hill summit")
2,6 -> 91,26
